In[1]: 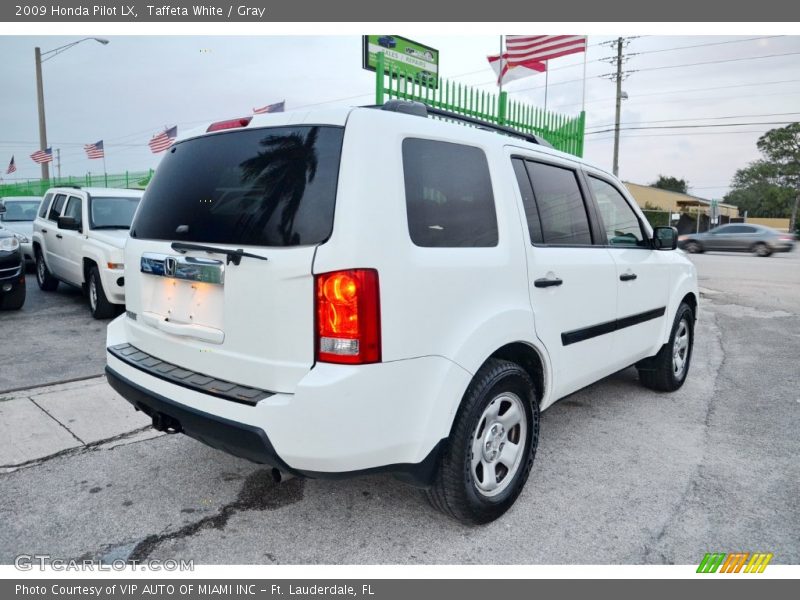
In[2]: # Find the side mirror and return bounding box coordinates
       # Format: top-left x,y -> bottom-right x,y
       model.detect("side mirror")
57,216 -> 81,231
653,226 -> 678,251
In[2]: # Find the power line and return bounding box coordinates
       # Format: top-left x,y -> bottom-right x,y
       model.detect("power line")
586,111 -> 800,131
587,120 -> 797,135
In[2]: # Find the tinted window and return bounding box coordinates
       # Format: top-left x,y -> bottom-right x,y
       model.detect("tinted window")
512,158 -> 543,244
47,194 -> 66,221
132,126 -> 343,247
525,162 -> 592,245
62,197 -> 83,227
588,176 -> 647,247
403,138 -> 497,247
1,199 -> 40,222
38,194 -> 53,218
722,225 -> 755,234
90,196 -> 140,229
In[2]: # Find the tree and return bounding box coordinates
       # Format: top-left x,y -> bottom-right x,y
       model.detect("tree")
651,175 -> 688,194
723,160 -> 796,218
755,123 -> 800,232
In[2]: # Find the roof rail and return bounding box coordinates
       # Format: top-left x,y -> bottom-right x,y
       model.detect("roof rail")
54,185 -> 82,189
376,100 -> 552,148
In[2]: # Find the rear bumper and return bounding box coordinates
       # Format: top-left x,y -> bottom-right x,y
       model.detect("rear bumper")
105,316 -> 470,485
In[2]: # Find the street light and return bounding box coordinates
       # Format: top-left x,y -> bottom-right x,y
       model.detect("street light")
34,38 -> 110,181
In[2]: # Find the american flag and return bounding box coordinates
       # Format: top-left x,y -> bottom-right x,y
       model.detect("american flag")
148,126 -> 177,154
6,156 -> 16,174
84,140 -> 104,159
253,101 -> 285,114
30,147 -> 53,164
505,35 -> 587,66
488,53 -> 546,86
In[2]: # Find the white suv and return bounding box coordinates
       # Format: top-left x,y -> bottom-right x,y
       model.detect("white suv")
33,187 -> 143,318
106,102 -> 698,524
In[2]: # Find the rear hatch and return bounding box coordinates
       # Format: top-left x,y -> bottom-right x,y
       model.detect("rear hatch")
123,123 -> 345,393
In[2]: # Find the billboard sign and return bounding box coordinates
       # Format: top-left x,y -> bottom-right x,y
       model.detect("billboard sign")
362,35 -> 439,88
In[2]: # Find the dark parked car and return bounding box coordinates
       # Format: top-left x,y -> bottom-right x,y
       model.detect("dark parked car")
0,228 -> 26,310
377,36 -> 396,49
679,224 -> 795,257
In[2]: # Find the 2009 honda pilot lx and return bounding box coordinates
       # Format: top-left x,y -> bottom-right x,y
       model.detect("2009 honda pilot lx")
106,101 -> 698,524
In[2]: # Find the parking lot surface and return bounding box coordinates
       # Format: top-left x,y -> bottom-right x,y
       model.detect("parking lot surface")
1,251 -> 798,564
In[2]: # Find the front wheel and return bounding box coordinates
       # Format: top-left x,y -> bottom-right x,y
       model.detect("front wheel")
88,266 -> 116,319
637,302 -> 695,392
684,241 -> 703,254
424,358 -> 539,525
36,252 -> 59,291
753,242 -> 772,257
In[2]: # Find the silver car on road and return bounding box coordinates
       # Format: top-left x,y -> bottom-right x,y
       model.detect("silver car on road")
679,224 -> 796,257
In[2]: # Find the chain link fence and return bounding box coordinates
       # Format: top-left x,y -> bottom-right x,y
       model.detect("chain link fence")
0,170 -> 154,197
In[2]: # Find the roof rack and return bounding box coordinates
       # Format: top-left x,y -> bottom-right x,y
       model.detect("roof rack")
375,100 -> 553,149
55,185 -> 81,189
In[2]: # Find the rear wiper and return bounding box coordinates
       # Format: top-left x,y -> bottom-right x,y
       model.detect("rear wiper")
171,241 -> 268,266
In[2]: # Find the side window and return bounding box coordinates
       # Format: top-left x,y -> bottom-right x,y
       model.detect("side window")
740,226 -> 757,234
588,176 -> 647,247
402,138 -> 498,247
47,194 -> 66,221
38,193 -> 53,218
62,196 -> 83,227
525,161 -> 592,246
511,158 -> 544,244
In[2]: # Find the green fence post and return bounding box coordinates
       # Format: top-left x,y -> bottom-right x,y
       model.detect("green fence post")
375,52 -> 385,106
577,110 -> 586,158
498,91 -> 507,125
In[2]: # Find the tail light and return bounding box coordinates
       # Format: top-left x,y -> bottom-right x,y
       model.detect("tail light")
207,116 -> 252,132
315,269 -> 381,364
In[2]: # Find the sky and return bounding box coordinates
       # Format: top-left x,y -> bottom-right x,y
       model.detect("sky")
1,34 -> 799,200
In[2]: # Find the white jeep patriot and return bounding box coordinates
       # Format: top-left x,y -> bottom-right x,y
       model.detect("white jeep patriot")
33,187 -> 143,318
106,102 -> 698,524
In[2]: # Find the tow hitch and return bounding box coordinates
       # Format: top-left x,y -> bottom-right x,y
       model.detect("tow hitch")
151,412 -> 182,434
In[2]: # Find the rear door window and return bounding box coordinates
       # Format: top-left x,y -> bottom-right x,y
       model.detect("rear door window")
403,138 -> 498,247
524,161 -> 593,246
47,194 -> 66,221
131,126 -> 345,247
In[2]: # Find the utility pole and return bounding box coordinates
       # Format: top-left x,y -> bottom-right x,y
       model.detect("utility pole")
612,37 -> 623,177
56,148 -> 61,180
34,47 -> 49,181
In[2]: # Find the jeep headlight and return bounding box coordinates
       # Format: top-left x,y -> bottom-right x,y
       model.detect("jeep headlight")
0,237 -> 19,252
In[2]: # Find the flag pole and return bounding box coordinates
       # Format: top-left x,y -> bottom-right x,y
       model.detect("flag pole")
498,35 -> 504,95
544,61 -> 549,111
581,41 -> 588,112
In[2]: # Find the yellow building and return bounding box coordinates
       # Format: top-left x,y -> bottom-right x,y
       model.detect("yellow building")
624,182 -> 739,217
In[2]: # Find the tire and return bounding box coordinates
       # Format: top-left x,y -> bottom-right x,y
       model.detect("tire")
637,302 -> 695,392
1,282 -> 25,310
753,242 -> 772,257
684,241 -> 703,254
35,251 -> 58,291
88,266 -> 116,319
424,358 -> 540,525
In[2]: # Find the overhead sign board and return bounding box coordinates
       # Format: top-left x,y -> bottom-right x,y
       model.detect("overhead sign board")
362,35 -> 439,89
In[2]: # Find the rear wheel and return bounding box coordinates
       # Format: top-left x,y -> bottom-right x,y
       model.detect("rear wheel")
684,241 -> 703,254
424,358 -> 539,525
35,252 -> 58,291
753,242 -> 772,257
88,266 -> 115,319
637,302 -> 694,392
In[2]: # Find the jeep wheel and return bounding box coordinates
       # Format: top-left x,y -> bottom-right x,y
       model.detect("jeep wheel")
684,241 -> 702,254
88,266 -> 115,319
637,302 -> 694,392
753,242 -> 772,257
35,252 -> 59,291
424,358 -> 539,524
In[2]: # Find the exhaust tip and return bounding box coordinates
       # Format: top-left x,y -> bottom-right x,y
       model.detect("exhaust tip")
271,468 -> 294,483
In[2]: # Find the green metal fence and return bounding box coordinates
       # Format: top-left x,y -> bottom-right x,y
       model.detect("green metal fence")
0,170 -> 154,198
375,52 -> 586,157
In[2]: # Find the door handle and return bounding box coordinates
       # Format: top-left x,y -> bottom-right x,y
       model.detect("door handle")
41,228 -> 48,234
620,273 -> 637,282
55,233 -> 63,239
534,277 -> 563,288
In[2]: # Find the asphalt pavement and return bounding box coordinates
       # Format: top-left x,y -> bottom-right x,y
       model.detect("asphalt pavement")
0,250 -> 798,564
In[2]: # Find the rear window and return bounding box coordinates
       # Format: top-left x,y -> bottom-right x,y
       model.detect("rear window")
131,126 -> 344,247
90,196 -> 140,229
402,138 -> 497,247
